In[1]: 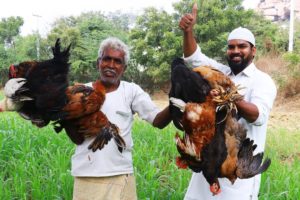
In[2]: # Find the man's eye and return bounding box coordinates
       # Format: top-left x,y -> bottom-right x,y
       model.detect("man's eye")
239,45 -> 248,48
102,57 -> 110,62
115,59 -> 123,64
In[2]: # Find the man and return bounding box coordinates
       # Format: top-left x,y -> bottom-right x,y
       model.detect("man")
72,37 -> 171,200
179,3 -> 277,200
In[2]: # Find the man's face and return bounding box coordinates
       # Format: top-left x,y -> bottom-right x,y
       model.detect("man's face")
226,39 -> 256,74
98,48 -> 126,87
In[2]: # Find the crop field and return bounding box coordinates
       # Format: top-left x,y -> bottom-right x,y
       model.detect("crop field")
0,111 -> 299,199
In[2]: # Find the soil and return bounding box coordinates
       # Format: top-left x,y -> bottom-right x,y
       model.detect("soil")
152,91 -> 300,131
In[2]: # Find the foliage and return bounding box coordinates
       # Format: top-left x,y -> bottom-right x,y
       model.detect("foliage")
0,17 -> 24,85
292,20 -> 300,53
0,16 -> 23,45
174,0 -> 253,59
280,52 -> 300,97
47,12 -> 129,83
0,0 -> 299,89
249,15 -> 288,57
129,7 -> 182,89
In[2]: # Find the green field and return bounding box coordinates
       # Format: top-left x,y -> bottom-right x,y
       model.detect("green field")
0,112 -> 299,199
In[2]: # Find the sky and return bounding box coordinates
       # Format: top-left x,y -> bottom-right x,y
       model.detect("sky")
0,0 -> 260,36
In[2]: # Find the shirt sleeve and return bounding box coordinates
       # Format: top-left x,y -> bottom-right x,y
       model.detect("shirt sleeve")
250,75 -> 277,126
130,84 -> 160,124
183,45 -> 229,73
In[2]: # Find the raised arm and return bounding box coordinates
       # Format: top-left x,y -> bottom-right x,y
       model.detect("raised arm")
179,3 -> 198,57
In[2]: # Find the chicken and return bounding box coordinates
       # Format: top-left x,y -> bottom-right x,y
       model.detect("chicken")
53,81 -> 125,152
169,58 -> 211,131
1,38 -> 71,127
1,39 -> 125,152
220,114 -> 271,184
169,57 -> 271,195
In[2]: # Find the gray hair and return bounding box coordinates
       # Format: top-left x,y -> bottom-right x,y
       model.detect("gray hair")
97,37 -> 130,65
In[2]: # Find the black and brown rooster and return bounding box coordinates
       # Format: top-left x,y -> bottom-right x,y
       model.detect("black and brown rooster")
0,39 -> 125,152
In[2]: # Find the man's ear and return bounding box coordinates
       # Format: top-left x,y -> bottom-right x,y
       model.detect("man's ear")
96,57 -> 102,69
252,46 -> 257,58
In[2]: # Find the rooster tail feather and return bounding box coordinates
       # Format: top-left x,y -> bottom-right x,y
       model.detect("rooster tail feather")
52,38 -> 71,64
110,123 -> 126,152
88,123 -> 126,152
114,134 -> 126,153
236,138 -> 271,178
88,130 -> 112,152
252,156 -> 271,175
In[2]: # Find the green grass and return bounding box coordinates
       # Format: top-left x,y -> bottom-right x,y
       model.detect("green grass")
0,90 -> 3,100
0,113 -> 299,199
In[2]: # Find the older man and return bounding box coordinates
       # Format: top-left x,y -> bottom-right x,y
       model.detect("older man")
72,37 -> 171,200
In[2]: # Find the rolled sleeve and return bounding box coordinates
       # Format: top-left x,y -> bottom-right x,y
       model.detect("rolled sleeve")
131,84 -> 160,124
250,77 -> 277,126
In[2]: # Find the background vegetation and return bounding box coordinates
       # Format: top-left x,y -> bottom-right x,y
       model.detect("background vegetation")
0,0 -> 299,95
0,0 -> 300,199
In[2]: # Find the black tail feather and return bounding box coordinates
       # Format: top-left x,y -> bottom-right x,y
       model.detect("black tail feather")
237,138 -> 271,178
88,123 -> 126,153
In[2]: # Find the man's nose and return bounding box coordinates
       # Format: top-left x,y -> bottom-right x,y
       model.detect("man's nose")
107,59 -> 116,68
232,46 -> 240,53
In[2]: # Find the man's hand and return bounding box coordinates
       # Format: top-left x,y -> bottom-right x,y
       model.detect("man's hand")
179,2 -> 198,32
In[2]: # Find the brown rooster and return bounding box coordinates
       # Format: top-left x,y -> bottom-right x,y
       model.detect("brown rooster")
169,58 -> 271,195
53,80 -> 125,152
0,39 -> 125,152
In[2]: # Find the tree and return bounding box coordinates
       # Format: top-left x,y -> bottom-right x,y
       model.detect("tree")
0,16 -> 24,85
129,7 -> 182,90
47,12 -> 128,83
0,16 -> 24,45
173,0 -> 255,60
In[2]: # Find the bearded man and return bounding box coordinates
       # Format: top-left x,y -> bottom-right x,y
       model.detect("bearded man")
179,3 -> 277,200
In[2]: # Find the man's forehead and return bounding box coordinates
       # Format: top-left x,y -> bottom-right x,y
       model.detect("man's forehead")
102,48 -> 125,57
227,39 -> 250,45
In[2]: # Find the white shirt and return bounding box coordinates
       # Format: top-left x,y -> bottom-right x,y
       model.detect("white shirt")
71,81 -> 160,177
183,46 -> 277,200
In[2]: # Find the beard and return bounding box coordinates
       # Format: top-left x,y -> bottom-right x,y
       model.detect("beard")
226,54 -> 253,74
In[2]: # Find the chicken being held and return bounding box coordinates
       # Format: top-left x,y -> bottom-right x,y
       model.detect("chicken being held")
1,39 -> 125,152
169,57 -> 211,131
169,57 -> 271,195
53,80 -> 126,152
0,39 -> 71,127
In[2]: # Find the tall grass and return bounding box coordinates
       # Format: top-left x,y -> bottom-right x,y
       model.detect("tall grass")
0,113 -> 299,199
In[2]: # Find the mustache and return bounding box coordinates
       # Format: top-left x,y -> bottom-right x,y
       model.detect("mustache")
229,54 -> 242,59
103,68 -> 117,76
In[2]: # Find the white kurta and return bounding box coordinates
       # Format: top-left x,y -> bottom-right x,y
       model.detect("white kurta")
71,81 -> 160,177
183,46 -> 277,200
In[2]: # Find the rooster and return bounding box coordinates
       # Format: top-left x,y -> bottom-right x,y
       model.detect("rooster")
169,57 -> 271,195
0,39 -> 125,152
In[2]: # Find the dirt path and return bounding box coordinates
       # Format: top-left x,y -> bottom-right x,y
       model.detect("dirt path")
152,92 -> 300,131
268,94 -> 300,131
